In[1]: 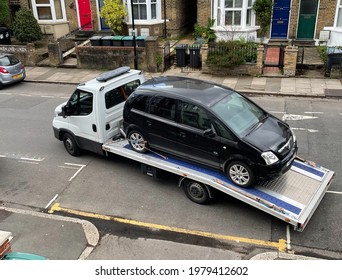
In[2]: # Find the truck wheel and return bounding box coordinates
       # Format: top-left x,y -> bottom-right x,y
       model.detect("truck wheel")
182,180 -> 210,204
63,133 -> 80,156
226,161 -> 254,188
128,130 -> 147,153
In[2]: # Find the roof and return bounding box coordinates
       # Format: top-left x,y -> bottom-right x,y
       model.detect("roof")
136,76 -> 234,107
77,67 -> 143,92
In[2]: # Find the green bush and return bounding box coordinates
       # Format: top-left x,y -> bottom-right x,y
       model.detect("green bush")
253,0 -> 273,39
206,41 -> 258,68
13,8 -> 42,43
193,18 -> 216,43
100,0 -> 127,35
0,0 -> 11,27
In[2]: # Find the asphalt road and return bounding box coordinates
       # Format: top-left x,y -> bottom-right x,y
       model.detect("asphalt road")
0,82 -> 341,259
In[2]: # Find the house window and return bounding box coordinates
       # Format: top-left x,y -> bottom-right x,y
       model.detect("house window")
32,0 -> 66,21
337,0 -> 342,27
126,0 -> 161,21
215,0 -> 255,28
225,0 -> 242,26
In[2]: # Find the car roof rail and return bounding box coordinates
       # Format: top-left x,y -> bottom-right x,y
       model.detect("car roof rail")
96,66 -> 131,82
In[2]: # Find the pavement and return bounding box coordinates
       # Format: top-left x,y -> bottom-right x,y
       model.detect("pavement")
24,65 -> 342,98
2,65 -> 338,261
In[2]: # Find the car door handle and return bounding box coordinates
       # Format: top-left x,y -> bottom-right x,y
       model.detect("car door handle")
179,132 -> 186,138
146,120 -> 152,127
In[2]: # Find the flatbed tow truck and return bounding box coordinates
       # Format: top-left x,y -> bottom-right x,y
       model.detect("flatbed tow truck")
103,138 -> 334,232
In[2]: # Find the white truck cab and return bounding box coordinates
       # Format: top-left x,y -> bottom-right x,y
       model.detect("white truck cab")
53,67 -> 145,156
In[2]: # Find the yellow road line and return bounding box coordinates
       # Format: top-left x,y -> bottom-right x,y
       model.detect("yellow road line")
49,203 -> 286,252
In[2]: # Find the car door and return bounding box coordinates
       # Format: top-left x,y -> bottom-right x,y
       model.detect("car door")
175,100 -> 221,168
145,96 -> 181,154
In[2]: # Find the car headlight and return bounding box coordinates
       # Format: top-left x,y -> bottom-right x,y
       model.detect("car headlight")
261,151 -> 279,165
290,127 -> 296,143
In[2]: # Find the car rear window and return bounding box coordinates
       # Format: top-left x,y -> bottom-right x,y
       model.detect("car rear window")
0,55 -> 19,66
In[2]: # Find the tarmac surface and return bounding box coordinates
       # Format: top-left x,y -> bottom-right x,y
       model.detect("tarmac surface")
2,65 -> 340,260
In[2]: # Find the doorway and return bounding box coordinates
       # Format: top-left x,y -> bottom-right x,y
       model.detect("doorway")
271,0 -> 291,38
297,0 -> 318,39
77,0 -> 93,30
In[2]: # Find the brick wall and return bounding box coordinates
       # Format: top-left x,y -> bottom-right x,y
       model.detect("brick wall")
197,0 -> 211,26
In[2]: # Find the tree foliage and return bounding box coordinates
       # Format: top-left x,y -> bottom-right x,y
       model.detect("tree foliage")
13,8 -> 42,43
100,0 -> 127,35
253,0 -> 273,39
193,18 -> 216,43
0,0 -> 11,27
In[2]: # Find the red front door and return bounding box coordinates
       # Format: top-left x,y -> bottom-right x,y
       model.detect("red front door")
77,0 -> 93,30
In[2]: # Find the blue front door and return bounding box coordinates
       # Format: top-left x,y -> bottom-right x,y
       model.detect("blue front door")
271,0 -> 291,38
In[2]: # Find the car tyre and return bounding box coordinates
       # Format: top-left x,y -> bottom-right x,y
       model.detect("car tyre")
226,161 -> 254,188
63,133 -> 80,156
182,179 -> 210,204
128,130 -> 147,153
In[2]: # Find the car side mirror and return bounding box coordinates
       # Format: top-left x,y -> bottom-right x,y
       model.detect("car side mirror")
61,105 -> 70,118
203,128 -> 215,137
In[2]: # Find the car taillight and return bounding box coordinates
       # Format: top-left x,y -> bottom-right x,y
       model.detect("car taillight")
0,67 -> 9,74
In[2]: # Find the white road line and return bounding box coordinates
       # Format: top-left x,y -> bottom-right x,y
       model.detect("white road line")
20,157 -> 45,162
282,114 -> 318,121
286,225 -> 291,250
19,94 -> 32,97
58,165 -> 79,170
0,92 -> 12,96
18,160 -> 39,164
0,154 -> 6,158
41,95 -> 55,98
270,111 -> 286,114
45,194 -> 59,209
304,112 -> 323,114
62,163 -> 87,182
327,190 -> 342,195
291,127 -> 319,133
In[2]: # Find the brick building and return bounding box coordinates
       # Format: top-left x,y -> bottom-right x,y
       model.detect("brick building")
6,0 -> 342,46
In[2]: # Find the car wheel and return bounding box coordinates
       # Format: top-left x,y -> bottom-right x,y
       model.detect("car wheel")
63,133 -> 80,156
128,130 -> 147,153
0,83 -> 3,90
226,161 -> 254,188
182,179 -> 210,204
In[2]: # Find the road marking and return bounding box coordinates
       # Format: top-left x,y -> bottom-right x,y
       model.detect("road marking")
45,194 -> 59,209
304,112 -> 323,114
48,203 -> 287,252
327,190 -> 342,195
0,92 -> 12,96
19,94 -> 32,97
270,111 -> 286,114
41,95 -> 55,98
0,153 -> 45,162
291,127 -> 319,133
18,160 -> 39,165
282,114 -> 318,121
59,163 -> 86,181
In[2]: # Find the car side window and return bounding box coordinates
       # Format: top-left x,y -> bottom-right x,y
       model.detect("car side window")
150,97 -> 176,121
213,119 -> 234,140
105,79 -> 141,109
68,90 -> 93,116
179,101 -> 212,131
131,95 -> 151,112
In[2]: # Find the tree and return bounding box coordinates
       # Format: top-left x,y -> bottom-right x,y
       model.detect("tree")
13,8 -> 42,43
253,0 -> 273,40
100,0 -> 127,35
0,0 -> 11,27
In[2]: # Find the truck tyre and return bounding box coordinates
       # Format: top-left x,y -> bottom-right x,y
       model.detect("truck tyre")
226,161 -> 254,188
63,133 -> 80,156
182,179 -> 210,204
128,130 -> 147,153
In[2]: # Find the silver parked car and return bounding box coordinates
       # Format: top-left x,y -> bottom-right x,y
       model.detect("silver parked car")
0,53 -> 26,89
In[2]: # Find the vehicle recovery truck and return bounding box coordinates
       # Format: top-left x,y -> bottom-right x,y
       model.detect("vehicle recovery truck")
102,138 -> 334,232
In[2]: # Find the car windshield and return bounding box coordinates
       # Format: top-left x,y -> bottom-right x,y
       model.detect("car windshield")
212,92 -> 267,137
0,55 -> 19,66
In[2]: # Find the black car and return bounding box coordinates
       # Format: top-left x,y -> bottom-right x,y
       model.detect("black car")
123,76 -> 297,187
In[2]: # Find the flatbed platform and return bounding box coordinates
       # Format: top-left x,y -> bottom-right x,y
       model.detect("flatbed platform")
103,139 -> 335,231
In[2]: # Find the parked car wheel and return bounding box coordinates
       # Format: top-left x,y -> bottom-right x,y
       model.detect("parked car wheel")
226,161 -> 254,188
182,179 -> 210,204
63,133 -> 80,156
128,130 -> 147,153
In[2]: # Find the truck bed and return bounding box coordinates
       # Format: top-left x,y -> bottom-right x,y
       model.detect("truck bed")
103,139 -> 334,231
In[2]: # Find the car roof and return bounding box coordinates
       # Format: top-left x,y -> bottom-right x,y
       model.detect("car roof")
136,76 -> 234,107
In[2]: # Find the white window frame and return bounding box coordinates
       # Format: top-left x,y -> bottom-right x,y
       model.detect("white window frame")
213,0 -> 256,29
31,0 -> 67,22
334,0 -> 342,27
125,0 -> 162,24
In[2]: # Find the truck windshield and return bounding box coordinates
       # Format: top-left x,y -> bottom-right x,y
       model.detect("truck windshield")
212,92 -> 266,137
67,89 -> 93,115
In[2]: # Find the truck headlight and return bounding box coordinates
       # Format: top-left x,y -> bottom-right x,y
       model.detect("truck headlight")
261,151 -> 279,165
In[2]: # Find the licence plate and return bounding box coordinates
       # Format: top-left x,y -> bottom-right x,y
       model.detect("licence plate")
13,73 -> 22,79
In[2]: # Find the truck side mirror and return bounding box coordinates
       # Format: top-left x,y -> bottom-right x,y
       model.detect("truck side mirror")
61,105 -> 70,118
